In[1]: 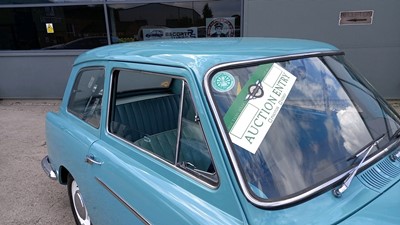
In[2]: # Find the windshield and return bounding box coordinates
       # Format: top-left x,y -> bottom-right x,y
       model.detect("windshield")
207,54 -> 400,203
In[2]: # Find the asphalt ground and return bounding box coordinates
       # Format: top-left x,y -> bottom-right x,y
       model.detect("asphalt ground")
0,99 -> 399,225
0,100 -> 73,225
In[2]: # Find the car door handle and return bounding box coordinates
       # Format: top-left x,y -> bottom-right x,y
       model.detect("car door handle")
85,154 -> 103,165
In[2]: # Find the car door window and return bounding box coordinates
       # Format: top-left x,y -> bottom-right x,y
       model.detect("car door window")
177,84 -> 217,184
109,69 -> 217,185
68,68 -> 104,128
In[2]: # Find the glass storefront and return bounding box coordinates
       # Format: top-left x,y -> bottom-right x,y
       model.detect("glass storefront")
0,5 -> 106,50
0,1 -> 241,50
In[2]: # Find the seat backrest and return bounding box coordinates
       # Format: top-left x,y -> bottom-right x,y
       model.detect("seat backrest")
112,94 -> 181,142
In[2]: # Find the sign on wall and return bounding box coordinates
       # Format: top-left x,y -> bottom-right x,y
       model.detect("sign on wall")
46,23 -> 54,33
143,27 -> 198,41
206,17 -> 235,37
339,10 -> 374,25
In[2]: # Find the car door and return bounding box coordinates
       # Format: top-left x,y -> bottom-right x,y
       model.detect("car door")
83,63 -> 245,225
60,66 -> 105,188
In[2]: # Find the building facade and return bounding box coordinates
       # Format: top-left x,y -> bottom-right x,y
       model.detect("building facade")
0,0 -> 398,99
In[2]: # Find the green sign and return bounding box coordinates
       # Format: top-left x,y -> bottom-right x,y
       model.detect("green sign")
223,63 -> 297,154
212,71 -> 236,92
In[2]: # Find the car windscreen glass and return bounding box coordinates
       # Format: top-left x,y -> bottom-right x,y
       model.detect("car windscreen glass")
207,55 -> 400,202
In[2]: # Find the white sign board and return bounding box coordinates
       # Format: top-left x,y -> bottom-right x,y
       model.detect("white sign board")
143,27 -> 198,41
222,63 -> 297,154
339,10 -> 374,25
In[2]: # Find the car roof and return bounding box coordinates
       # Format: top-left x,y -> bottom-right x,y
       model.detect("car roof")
75,37 -> 338,77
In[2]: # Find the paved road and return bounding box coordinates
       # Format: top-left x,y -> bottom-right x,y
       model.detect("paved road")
0,100 -> 74,225
0,99 -> 399,225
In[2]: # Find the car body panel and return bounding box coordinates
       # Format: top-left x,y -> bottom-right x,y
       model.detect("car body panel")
339,178 -> 400,225
85,138 -> 244,224
43,38 -> 400,224
238,153 -> 400,224
74,38 -> 338,85
87,62 -> 245,224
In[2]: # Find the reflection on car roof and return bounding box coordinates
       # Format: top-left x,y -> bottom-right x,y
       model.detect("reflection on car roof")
75,37 -> 338,78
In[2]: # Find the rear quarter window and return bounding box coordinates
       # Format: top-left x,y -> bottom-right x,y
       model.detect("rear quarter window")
68,67 -> 104,128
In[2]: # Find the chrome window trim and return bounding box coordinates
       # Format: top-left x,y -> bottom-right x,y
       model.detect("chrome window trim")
96,177 -> 151,225
105,67 -> 219,189
202,51 -> 398,208
174,80 -> 186,165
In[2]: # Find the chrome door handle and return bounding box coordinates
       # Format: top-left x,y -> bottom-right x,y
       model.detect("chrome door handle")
85,154 -> 103,165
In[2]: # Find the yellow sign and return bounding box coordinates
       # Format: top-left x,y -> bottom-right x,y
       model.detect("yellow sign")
46,23 -> 54,34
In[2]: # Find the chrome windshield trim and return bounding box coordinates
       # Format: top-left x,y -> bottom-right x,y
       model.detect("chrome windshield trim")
202,50 -> 398,208
96,177 -> 151,225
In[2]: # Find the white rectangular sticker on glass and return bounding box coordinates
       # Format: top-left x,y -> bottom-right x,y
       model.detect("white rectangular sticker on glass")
223,63 -> 296,154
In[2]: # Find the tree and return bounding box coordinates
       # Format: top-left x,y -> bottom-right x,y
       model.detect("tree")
202,3 -> 213,19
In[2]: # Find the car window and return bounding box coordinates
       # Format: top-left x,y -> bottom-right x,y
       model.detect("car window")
208,55 -> 400,203
109,69 -> 217,185
68,68 -> 104,128
117,70 -> 172,92
177,85 -> 217,184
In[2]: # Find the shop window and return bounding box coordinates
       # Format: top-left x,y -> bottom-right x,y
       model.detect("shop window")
0,5 -> 107,50
107,1 -> 241,43
0,1 -> 241,50
0,1 -> 102,4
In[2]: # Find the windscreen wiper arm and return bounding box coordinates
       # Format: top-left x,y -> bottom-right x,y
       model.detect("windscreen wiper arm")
390,127 -> 400,140
345,133 -> 385,161
333,134 -> 386,198
389,127 -> 400,162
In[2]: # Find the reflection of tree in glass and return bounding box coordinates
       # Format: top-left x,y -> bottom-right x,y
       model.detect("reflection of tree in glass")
202,3 -> 213,19
178,16 -> 193,27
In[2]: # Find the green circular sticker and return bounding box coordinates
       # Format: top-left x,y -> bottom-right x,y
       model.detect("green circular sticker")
212,72 -> 235,92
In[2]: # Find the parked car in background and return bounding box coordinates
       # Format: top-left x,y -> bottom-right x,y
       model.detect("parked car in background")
42,38 -> 400,225
145,29 -> 164,38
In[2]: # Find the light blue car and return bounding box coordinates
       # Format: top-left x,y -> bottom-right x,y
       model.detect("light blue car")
42,38 -> 400,225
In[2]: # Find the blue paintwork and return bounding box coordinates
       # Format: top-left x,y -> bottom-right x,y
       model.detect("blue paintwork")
75,37 -> 338,85
239,154 -> 400,224
44,38 -> 399,224
339,179 -> 400,225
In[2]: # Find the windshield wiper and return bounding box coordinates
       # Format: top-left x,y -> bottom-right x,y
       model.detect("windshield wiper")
390,127 -> 400,140
389,127 -> 400,162
333,134 -> 386,198
345,134 -> 386,162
